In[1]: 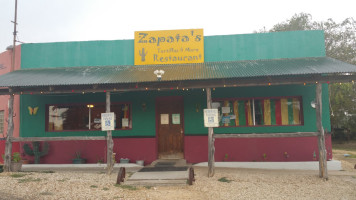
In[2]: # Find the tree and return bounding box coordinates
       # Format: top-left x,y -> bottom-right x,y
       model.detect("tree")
264,13 -> 356,140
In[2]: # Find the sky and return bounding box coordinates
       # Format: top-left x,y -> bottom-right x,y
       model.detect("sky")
1,0 -> 356,52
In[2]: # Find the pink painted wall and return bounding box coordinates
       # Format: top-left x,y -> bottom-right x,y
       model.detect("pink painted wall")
15,135 -> 332,164
0,140 -> 20,163
184,134 -> 332,163
0,46 -> 21,138
0,46 -> 21,162
19,138 -> 157,164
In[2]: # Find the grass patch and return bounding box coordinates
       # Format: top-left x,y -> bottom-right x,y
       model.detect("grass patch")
40,170 -> 55,173
345,154 -> 356,158
10,173 -> 27,178
18,177 -> 41,183
90,185 -> 98,188
102,187 -> 109,191
98,171 -> 106,174
57,178 -> 69,182
144,186 -> 152,189
40,191 -> 53,196
218,177 -> 232,183
115,184 -> 138,190
333,141 -> 356,151
127,172 -> 134,178
352,176 -> 356,179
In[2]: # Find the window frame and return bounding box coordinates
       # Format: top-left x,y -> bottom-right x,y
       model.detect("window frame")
45,102 -> 132,132
212,96 -> 304,128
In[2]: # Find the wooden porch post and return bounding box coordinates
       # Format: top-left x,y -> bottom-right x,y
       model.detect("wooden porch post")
106,92 -> 114,174
316,83 -> 328,180
206,88 -> 215,177
4,94 -> 14,172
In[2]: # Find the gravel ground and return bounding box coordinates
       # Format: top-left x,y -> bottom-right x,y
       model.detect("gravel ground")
0,165 -> 355,200
0,148 -> 355,200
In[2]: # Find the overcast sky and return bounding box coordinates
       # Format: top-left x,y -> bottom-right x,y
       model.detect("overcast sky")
1,0 -> 356,52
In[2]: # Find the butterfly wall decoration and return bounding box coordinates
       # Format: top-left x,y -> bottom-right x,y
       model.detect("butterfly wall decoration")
28,106 -> 39,115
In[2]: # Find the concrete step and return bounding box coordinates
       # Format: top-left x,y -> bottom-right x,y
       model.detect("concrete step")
124,179 -> 187,186
150,159 -> 188,167
124,169 -> 190,186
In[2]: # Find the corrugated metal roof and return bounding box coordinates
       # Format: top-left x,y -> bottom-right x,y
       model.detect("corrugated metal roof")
0,57 -> 356,87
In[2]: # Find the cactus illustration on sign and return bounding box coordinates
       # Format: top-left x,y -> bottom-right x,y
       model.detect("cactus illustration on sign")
139,48 -> 147,62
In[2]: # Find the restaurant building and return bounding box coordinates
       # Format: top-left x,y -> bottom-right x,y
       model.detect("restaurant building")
1,30 -> 356,165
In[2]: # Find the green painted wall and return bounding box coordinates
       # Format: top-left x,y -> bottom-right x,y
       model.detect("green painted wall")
20,84 -> 330,137
21,31 -> 325,69
19,30 -> 330,137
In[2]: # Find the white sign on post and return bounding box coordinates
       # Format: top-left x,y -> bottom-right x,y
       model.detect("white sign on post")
101,112 -> 115,131
204,109 -> 219,127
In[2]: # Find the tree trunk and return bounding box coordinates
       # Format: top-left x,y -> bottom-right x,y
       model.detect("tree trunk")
4,95 -> 14,172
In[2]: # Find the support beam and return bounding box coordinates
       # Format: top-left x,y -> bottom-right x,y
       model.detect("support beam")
214,132 -> 319,138
316,83 -> 328,180
206,88 -> 215,177
106,92 -> 114,175
11,136 -> 106,142
4,95 -> 14,172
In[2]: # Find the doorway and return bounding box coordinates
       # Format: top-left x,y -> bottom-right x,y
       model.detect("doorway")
156,96 -> 184,159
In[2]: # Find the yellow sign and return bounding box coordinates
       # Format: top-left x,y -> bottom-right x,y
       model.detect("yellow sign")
134,29 -> 204,65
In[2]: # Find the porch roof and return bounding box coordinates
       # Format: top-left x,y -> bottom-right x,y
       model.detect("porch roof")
0,57 -> 356,90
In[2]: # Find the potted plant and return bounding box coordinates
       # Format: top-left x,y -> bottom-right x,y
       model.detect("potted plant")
136,160 -> 144,166
72,151 -> 86,164
11,152 -> 23,172
119,158 -> 130,163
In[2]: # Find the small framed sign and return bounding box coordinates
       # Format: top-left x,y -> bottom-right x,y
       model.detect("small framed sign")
101,112 -> 115,131
204,109 -> 219,127
161,114 -> 169,125
172,114 -> 180,124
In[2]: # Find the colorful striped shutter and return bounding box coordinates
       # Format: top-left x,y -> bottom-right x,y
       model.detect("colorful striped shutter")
233,101 -> 239,126
280,98 -> 289,125
292,98 -> 301,124
219,98 -> 301,127
272,98 -> 301,125
238,100 -> 246,126
223,101 -> 229,126
245,100 -> 253,126
264,99 -> 271,125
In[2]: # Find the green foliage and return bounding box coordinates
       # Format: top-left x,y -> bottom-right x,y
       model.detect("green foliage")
39,170 -> 55,173
114,184 -> 138,190
39,191 -> 53,196
10,173 -> 27,178
218,177 -> 232,183
264,13 -> 356,140
345,154 -> 356,158
23,142 -> 49,164
18,177 -> 41,183
75,151 -> 82,159
262,153 -> 267,160
102,187 -> 109,191
90,185 -> 98,188
12,152 -> 22,163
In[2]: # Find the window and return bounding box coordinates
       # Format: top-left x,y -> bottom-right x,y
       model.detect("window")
47,103 -> 131,132
0,110 -> 4,134
213,97 -> 303,127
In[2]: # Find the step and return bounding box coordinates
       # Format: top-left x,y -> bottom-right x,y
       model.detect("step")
150,159 -> 187,167
124,179 -> 187,186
